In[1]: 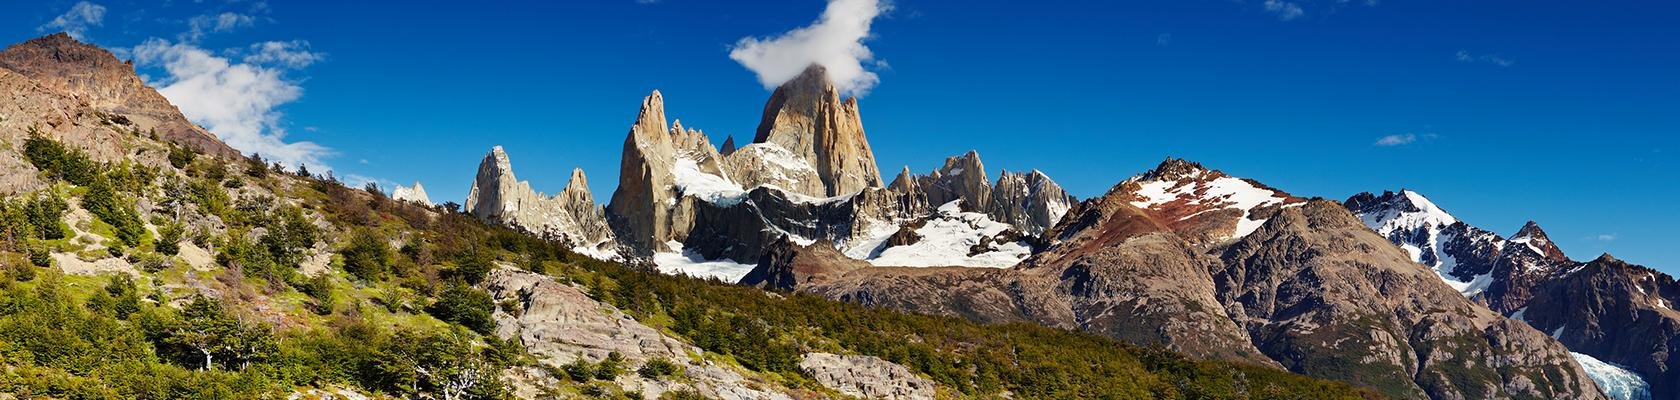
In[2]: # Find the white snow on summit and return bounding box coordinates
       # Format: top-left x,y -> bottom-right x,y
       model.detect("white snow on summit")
1351,190 -> 1502,296
1130,175 -> 1292,239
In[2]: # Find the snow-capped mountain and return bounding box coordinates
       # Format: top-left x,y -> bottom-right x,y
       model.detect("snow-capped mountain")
1345,190 -> 1507,295
1348,189 -> 1680,399
1112,158 -> 1303,245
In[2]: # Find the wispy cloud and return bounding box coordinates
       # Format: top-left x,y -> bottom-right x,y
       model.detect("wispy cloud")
1456,50 -> 1514,67
132,38 -> 331,172
729,0 -> 889,97
1156,33 -> 1173,46
183,12 -> 256,42
1592,233 -> 1618,242
39,1 -> 107,40
1374,134 -> 1417,146
1263,0 -> 1305,21
243,40 -> 324,69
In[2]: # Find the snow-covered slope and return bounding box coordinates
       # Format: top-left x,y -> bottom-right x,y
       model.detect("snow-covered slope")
653,241 -> 757,283
1345,190 -> 1506,296
1572,352 -> 1653,400
858,201 -> 1031,268
1120,159 -> 1300,242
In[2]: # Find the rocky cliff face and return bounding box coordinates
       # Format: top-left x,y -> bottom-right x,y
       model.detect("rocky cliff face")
920,151 -> 992,212
751,64 -> 882,197
989,169 -> 1076,236
0,33 -> 238,158
1521,255 -> 1677,399
466,146 -> 616,257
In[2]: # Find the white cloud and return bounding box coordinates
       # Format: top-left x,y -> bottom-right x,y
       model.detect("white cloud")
1456,50 -> 1513,67
183,12 -> 256,42
131,38 -> 331,172
728,0 -> 888,97
1264,0 -> 1305,21
1374,133 -> 1417,146
39,1 -> 107,40
1593,233 -> 1618,242
243,40 -> 324,68
1156,33 -> 1173,46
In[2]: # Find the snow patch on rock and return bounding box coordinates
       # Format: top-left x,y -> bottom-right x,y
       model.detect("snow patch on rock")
653,241 -> 757,283
866,201 -> 1031,268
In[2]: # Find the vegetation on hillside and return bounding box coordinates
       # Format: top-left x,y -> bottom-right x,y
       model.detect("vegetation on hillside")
0,133 -> 1382,399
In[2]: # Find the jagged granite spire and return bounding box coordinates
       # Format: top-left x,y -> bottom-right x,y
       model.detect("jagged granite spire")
752,64 -> 883,197
466,146 -> 616,257
392,181 -> 433,206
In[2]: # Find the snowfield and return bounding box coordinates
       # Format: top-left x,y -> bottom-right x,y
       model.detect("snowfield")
653,241 -> 757,283
864,201 -> 1032,268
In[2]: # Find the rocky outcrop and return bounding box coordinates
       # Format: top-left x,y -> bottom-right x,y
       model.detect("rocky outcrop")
751,64 -> 883,197
482,268 -> 798,400
719,142 -> 824,197
391,181 -> 433,206
798,353 -> 935,400
0,33 -> 237,157
988,169 -> 1076,236
466,146 -> 615,256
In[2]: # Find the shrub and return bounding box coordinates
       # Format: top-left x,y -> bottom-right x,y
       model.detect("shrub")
450,249 -> 493,285
155,222 -> 184,256
24,193 -> 68,240
84,174 -> 147,247
562,357 -> 594,382
594,352 -> 625,380
427,285 -> 495,335
168,145 -> 196,169
638,357 -> 681,379
7,259 -> 36,282
340,229 -> 392,280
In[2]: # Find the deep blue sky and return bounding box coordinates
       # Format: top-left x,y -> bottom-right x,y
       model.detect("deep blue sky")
10,0 -> 1679,270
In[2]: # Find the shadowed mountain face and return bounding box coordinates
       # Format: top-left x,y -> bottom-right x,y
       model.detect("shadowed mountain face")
1352,189 -> 1675,399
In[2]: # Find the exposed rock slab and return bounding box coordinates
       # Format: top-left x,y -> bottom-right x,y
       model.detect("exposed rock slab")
798,352 -> 935,400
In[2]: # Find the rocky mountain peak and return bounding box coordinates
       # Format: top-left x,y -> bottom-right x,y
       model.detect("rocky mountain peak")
1510,221 -> 1569,262
468,146 -> 616,256
391,181 -> 433,206
719,135 -> 737,156
751,63 -> 882,197
924,150 -> 991,211
0,33 -> 238,157
1140,157 -> 1211,181
888,165 -> 917,193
